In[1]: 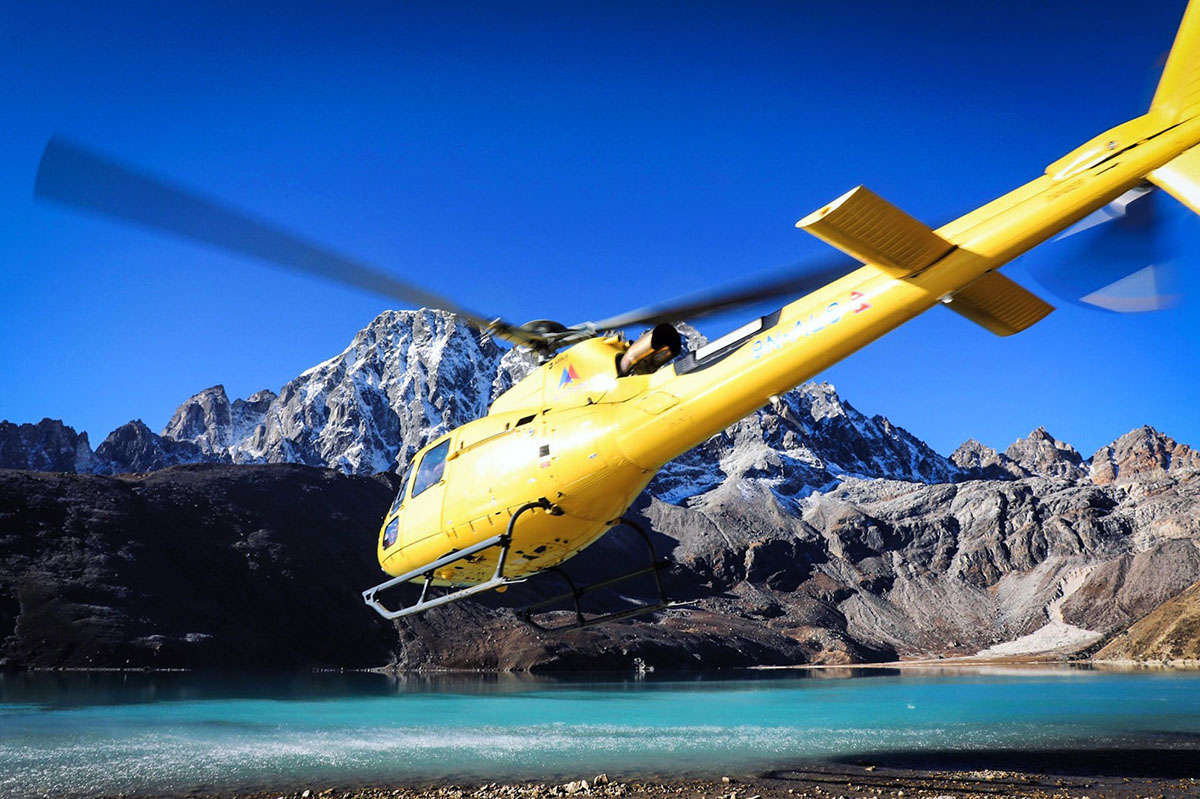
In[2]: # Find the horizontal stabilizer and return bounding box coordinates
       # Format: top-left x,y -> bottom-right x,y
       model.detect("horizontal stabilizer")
943,272 -> 1054,336
796,186 -> 952,277
1150,143 -> 1200,217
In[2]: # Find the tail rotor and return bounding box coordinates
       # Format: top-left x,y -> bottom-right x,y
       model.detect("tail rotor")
1027,185 -> 1185,312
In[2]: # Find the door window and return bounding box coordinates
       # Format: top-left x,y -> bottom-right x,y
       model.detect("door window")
411,439 -> 451,498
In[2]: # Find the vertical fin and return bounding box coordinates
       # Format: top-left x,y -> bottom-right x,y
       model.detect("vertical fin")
1151,0 -> 1200,124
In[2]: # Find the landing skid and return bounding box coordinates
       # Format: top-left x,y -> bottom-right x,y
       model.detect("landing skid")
517,516 -> 678,633
361,499 -> 549,621
362,502 -> 682,631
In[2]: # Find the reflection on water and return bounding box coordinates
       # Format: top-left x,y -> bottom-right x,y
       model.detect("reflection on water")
0,666 -> 908,708
2,666 -> 1198,799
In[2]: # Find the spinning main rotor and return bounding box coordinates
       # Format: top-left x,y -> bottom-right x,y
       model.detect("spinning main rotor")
35,137 -> 1174,356
34,137 -> 860,357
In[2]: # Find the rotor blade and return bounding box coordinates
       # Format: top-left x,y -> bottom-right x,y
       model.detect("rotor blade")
585,256 -> 860,331
34,136 -> 510,333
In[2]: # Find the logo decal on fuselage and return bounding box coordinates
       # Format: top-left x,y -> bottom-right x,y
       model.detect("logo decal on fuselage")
558,363 -> 581,389
751,290 -> 871,360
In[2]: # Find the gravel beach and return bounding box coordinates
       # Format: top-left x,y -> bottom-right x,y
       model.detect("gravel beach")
178,749 -> 1200,799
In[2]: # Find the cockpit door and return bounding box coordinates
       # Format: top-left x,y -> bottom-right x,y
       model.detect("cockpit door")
399,437 -> 451,548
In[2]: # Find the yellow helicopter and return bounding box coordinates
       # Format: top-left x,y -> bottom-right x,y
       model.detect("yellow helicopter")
35,1 -> 1200,630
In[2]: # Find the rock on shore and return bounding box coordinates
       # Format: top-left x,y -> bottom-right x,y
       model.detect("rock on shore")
182,757 -> 1200,799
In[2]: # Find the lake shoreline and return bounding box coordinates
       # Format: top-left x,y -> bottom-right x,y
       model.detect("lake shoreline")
7,652 -> 1199,676
155,750 -> 1200,799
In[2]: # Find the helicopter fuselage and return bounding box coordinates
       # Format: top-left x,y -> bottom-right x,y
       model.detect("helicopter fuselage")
377,261 -> 954,587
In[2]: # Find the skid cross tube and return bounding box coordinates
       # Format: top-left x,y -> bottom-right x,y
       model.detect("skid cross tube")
362,499 -> 550,621
518,516 -> 677,633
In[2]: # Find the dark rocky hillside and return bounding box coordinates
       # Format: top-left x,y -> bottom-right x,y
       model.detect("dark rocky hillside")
0,464 -> 399,670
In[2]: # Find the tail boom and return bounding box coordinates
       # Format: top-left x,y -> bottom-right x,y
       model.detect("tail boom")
613,3 -> 1200,471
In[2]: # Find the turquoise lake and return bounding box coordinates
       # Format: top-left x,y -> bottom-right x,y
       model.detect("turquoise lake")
2,667 -> 1199,798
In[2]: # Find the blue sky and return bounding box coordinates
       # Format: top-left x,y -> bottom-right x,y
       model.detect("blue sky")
2,0 -> 1197,459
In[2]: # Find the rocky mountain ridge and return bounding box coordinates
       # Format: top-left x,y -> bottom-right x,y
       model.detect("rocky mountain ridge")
0,417 -> 97,473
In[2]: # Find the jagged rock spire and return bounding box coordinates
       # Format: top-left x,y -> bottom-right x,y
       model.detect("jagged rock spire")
1003,426 -> 1086,480
1090,425 -> 1200,485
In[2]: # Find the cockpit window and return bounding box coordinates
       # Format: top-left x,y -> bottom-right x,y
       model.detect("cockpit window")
382,517 -> 399,549
411,439 -> 451,498
388,464 -> 410,516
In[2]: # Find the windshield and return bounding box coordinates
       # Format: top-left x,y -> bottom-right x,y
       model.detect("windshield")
388,464 -> 410,516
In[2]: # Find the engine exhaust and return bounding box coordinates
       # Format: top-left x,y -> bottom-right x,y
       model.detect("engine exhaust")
618,323 -> 682,376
